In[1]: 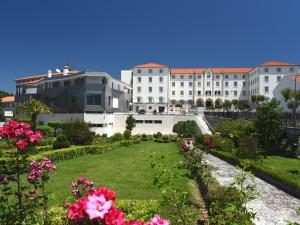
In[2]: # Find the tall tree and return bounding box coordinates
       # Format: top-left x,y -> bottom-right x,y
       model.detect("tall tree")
222,100 -> 232,112
281,88 -> 300,127
125,115 -> 136,131
17,98 -> 52,129
254,99 -> 284,154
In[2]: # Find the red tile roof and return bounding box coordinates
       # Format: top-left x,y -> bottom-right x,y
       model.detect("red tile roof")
16,70 -> 81,81
170,68 -> 252,74
288,75 -> 300,83
133,63 -> 168,68
212,68 -> 252,74
170,68 -> 204,74
1,96 -> 15,103
260,61 -> 299,67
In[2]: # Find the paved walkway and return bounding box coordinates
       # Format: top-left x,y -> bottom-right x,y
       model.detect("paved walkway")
203,153 -> 300,225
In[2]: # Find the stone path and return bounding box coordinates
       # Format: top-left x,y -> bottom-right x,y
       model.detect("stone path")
203,153 -> 300,225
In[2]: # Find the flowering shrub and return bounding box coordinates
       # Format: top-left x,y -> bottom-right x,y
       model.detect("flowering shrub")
204,138 -> 214,150
180,139 -> 194,152
27,157 -> 56,183
71,176 -> 95,198
67,177 -> 169,225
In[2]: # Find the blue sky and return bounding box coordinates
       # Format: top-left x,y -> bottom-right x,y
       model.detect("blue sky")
1,0 -> 300,93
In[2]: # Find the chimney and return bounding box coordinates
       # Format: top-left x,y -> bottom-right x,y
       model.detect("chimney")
63,64 -> 70,76
48,70 -> 52,78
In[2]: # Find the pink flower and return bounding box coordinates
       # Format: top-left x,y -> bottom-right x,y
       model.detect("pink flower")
94,186 -> 116,202
126,221 -> 144,225
104,207 -> 125,225
145,215 -> 170,225
86,194 -> 113,220
15,140 -> 28,150
68,198 -> 87,222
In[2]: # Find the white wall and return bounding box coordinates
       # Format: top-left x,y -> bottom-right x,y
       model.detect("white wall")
121,70 -> 132,87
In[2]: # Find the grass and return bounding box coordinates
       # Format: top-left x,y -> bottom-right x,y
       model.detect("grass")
210,149 -> 300,190
39,141 -> 190,207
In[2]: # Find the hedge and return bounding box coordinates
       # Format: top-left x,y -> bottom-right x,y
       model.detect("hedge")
209,149 -> 300,192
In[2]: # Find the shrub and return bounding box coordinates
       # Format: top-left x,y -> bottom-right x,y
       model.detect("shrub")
123,129 -> 131,140
210,135 -> 234,152
36,137 -> 55,146
153,132 -> 162,139
125,115 -> 136,131
120,140 -> 133,147
173,120 -> 199,138
109,133 -> 124,142
63,120 -> 95,145
141,134 -> 148,141
53,134 -> 71,150
36,125 -> 53,136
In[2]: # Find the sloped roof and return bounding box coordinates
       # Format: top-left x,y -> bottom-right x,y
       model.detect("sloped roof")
1,96 -> 15,103
288,75 -> 300,83
212,68 -> 252,74
170,68 -> 204,74
16,70 -> 81,81
133,62 -> 168,68
260,61 -> 299,67
170,68 -> 252,74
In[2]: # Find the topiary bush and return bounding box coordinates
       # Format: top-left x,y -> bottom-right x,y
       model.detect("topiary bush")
173,120 -> 200,138
36,125 -> 53,136
53,134 -> 71,150
109,133 -> 124,143
123,129 -> 131,140
62,120 -> 95,145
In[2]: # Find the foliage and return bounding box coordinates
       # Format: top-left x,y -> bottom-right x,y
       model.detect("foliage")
175,103 -> 182,108
125,115 -> 136,131
109,132 -> 124,142
222,100 -> 232,111
36,125 -> 53,136
123,129 -> 131,140
281,88 -> 300,127
210,134 -> 234,152
172,120 -> 199,138
150,153 -> 199,225
17,98 -> 52,129
53,134 -> 71,150
63,120 -> 95,145
236,135 -> 263,160
153,132 -> 163,139
254,99 -> 284,154
120,140 -> 133,147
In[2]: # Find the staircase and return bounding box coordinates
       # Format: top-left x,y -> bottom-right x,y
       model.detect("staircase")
195,115 -> 212,135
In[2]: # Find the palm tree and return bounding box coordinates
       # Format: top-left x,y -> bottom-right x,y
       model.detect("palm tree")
17,98 -> 52,129
281,88 -> 300,127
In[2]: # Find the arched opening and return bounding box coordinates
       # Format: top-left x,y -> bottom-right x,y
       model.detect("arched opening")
170,99 -> 177,105
205,98 -> 214,107
187,99 -> 194,106
179,99 -> 186,105
196,98 -> 204,107
215,98 -> 223,108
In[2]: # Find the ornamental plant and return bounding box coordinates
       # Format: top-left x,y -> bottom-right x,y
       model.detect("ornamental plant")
67,177 -> 169,225
0,120 -> 43,223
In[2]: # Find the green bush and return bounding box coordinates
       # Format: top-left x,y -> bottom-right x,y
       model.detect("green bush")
109,133 -> 124,143
173,120 -> 200,138
47,121 -> 65,129
116,200 -> 160,222
36,125 -> 53,136
53,134 -> 71,150
63,120 -> 95,145
120,140 -> 133,147
211,135 -> 234,152
123,129 -> 131,140
15,118 -> 31,123
153,132 -> 162,139
36,137 -> 55,146
141,134 -> 148,141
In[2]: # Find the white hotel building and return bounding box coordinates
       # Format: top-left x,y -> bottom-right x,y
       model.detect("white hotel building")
121,61 -> 300,113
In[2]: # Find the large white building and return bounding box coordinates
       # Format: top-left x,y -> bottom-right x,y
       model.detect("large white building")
121,61 -> 300,113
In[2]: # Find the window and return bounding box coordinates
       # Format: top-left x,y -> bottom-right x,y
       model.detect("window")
189,90 -> 192,95
264,68 -> 269,73
198,75 -> 201,79
243,82 -> 246,87
264,76 -> 269,82
137,87 -> 141,93
149,77 -> 152,82
277,67 -> 281,73
242,75 -> 245,78
148,97 -> 153,103
172,82 -> 175,87
215,91 -> 221,96
181,82 -> 184,87
198,82 -> 201,86
108,96 -> 111,106
137,97 -> 142,103
149,87 -> 152,93
149,106 -> 152,109
243,90 -> 247,96
159,87 -> 163,92
225,75 -> 229,79
136,120 -> 143,123
216,82 -> 219,87
145,120 -> 153,124
216,75 -> 220,79
53,81 -> 59,88
205,91 -> 211,96
207,81 -> 210,86
234,75 -> 238,79
225,91 -> 229,96
277,76 -> 281,82
154,120 -> 162,124
188,75 -> 192,79
87,95 -> 101,105
234,82 -> 237,87
225,81 -> 229,87
207,74 -> 211,79
159,97 -> 164,103
137,77 -> 141,83
159,69 -> 164,73
159,77 -> 163,82
265,86 -> 269,93
172,75 -> 175,79
189,82 -> 193,87
197,91 -> 201,96
234,91 -> 237,96
180,75 -> 184,79
149,69 -> 152,73
172,91 -> 175,95
290,68 -> 295,73
137,69 -> 141,74
180,91 -> 184,95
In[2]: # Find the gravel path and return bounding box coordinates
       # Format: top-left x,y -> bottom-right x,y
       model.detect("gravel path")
203,153 -> 300,225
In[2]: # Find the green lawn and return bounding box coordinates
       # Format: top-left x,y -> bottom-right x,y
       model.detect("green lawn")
42,141 -> 190,207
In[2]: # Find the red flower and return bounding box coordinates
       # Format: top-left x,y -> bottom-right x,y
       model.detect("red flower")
94,187 -> 116,202
104,207 -> 125,225
68,198 -> 87,222
204,138 -> 214,149
15,140 -> 28,150
126,221 -> 144,225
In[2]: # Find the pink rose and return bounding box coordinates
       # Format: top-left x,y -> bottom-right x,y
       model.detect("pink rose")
15,140 -> 28,150
86,194 -> 113,220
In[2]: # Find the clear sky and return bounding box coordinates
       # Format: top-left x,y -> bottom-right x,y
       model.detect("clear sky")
1,0 -> 300,93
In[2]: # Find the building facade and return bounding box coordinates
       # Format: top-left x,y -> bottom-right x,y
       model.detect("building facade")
122,61 -> 300,113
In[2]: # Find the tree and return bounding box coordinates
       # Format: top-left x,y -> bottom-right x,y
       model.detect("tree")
232,99 -> 239,111
172,120 -> 199,137
17,98 -> 52,129
125,115 -> 136,131
254,99 -> 284,154
222,100 -> 232,111
281,88 -> 300,127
